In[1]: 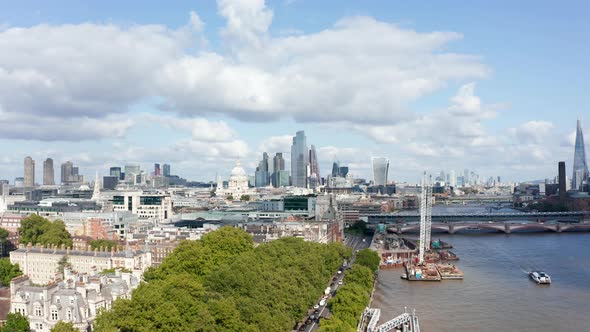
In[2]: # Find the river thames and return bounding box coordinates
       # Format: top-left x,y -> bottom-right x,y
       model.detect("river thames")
371,206 -> 590,332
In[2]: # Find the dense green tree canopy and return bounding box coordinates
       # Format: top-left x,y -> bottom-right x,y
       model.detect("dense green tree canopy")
0,258 -> 22,286
89,239 -> 118,251
50,321 -> 77,332
1,313 -> 30,332
319,253 -> 377,332
0,227 -> 9,240
18,215 -> 72,247
95,227 -> 351,332
355,248 -> 380,272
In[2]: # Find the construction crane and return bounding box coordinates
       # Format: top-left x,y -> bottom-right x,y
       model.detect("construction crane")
418,172 -> 433,264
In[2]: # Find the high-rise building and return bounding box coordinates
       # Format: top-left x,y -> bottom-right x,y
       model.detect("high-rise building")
43,158 -> 55,185
24,156 -> 35,187
463,169 -> 470,186
154,163 -> 161,176
124,165 -> 141,182
290,131 -> 309,188
372,157 -> 389,186
450,170 -> 457,188
331,161 -> 340,177
271,153 -> 286,188
255,153 -> 270,187
558,161 -> 566,201
309,145 -> 320,188
61,161 -> 72,184
273,153 -> 285,173
572,120 -> 589,191
103,176 -> 119,190
110,167 -> 122,180
61,161 -> 83,184
163,164 -> 171,177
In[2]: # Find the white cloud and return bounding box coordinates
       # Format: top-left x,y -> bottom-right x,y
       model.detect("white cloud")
0,2 -> 489,141
257,135 -> 292,154
508,121 -> 554,144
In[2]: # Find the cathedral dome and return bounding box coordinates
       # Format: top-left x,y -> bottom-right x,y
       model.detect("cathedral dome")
229,160 -> 248,182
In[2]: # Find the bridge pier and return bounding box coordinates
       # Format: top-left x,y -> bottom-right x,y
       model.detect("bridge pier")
448,224 -> 455,234
556,223 -> 562,233
504,223 -> 511,234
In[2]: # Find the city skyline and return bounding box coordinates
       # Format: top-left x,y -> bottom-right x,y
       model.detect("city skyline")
0,1 -> 588,182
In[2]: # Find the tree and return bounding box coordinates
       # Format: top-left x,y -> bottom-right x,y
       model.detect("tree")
0,259 -> 22,286
1,313 -> 30,332
226,195 -> 234,201
18,215 -> 72,247
0,227 -> 9,240
57,256 -> 71,275
240,195 -> 250,201
50,321 -> 77,332
355,249 -> 380,272
95,228 -> 349,332
89,239 -> 118,251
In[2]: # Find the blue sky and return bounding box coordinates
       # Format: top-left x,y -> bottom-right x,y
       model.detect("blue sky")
0,0 -> 588,183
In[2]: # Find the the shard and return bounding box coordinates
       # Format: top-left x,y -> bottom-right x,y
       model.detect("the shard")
572,120 -> 589,190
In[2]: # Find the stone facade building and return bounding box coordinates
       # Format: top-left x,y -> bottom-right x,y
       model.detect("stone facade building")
10,269 -> 138,331
10,244 -> 151,285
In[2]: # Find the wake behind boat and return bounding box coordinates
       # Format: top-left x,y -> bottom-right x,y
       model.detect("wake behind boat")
529,271 -> 551,284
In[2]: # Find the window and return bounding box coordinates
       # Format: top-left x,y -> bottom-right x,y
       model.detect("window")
51,309 -> 58,320
66,308 -> 72,320
70,298 -> 74,305
35,305 -> 42,316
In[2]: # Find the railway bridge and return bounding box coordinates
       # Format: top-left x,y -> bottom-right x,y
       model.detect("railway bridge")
368,211 -> 589,224
389,221 -> 590,234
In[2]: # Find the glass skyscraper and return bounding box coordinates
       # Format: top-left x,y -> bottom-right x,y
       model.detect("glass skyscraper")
309,145 -> 320,188
572,120 -> 588,190
372,157 -> 389,186
291,131 -> 308,188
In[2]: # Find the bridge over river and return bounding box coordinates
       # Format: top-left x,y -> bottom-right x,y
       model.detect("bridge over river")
367,211 -> 589,224
388,221 -> 590,234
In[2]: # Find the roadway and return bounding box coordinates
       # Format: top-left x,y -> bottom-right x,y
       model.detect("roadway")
297,234 -> 372,332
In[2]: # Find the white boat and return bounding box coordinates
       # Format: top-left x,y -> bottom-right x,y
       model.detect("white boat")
529,271 -> 551,284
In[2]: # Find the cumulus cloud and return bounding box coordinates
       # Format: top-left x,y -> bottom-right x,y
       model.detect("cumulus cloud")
0,0 -> 489,141
257,135 -> 292,154
508,121 -> 554,144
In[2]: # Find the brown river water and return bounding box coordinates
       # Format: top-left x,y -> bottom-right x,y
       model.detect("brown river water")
372,232 -> 590,332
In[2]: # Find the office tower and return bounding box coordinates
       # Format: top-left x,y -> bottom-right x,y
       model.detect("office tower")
273,153 -> 285,173
103,176 -> 119,190
290,131 -> 308,188
572,120 -> 589,191
110,167 -> 122,180
271,153 -> 286,187
463,169 -> 470,186
124,165 -> 140,182
558,161 -> 566,201
309,145 -> 320,188
450,170 -> 457,188
255,152 -> 270,187
372,157 -> 389,186
61,161 -> 84,184
338,166 -> 349,177
163,164 -> 171,177
43,158 -> 55,185
154,163 -> 161,176
24,156 -> 35,187
331,161 -> 340,177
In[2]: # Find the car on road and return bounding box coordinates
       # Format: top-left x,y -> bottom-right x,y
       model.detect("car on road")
313,304 -> 319,309
319,299 -> 326,306
362,238 -> 366,242
337,270 -> 342,274
338,280 -> 343,285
